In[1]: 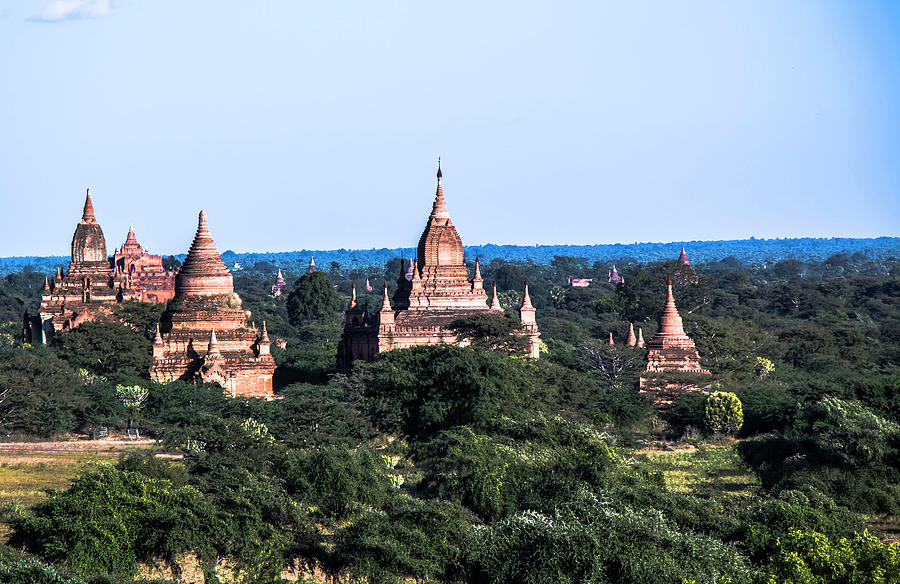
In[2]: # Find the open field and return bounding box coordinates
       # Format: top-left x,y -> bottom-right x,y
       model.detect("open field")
0,438 -> 160,537
635,442 -> 760,498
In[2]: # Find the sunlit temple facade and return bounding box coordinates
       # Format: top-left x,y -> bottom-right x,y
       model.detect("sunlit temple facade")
337,166 -> 539,372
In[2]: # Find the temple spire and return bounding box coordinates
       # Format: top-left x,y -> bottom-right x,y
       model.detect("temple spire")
678,247 -> 690,266
260,321 -> 270,342
153,323 -> 163,345
308,257 -> 316,273
431,161 -> 450,219
490,281 -> 501,311
521,280 -> 534,310
625,323 -> 636,347
657,275 -> 686,336
381,282 -> 392,311
81,188 -> 96,224
608,332 -> 615,346
350,282 -> 358,309
636,327 -> 645,348
207,328 -> 221,358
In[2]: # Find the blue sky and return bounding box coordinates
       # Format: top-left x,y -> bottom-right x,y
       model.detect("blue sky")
0,1 -> 898,256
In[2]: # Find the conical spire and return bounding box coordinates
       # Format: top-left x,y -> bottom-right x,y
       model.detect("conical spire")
81,189 -> 96,224
125,225 -> 137,244
349,282 -> 358,309
521,280 -> 534,309
473,256 -> 483,282
658,275 -> 686,336
207,328 -> 221,358
56,266 -> 62,280
678,247 -> 690,266
260,321 -> 270,343
381,282 -> 392,311
308,257 -> 317,273
406,257 -> 415,281
175,210 -> 233,298
636,327 -> 645,348
625,323 -> 636,346
42,276 -> 50,292
153,323 -> 163,345
608,332 -> 615,346
490,282 -> 502,311
431,161 -> 450,219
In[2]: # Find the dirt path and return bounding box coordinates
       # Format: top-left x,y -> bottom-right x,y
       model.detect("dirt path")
0,438 -> 158,456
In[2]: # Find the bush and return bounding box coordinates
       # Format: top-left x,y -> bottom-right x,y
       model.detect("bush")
706,391 -> 743,436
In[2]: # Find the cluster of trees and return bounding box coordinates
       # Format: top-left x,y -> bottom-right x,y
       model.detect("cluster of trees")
0,251 -> 898,582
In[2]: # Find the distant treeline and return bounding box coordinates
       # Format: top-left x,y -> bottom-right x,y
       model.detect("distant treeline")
2,236 -> 898,276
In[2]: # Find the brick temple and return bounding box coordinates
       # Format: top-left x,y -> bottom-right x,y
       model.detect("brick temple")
149,210 -> 276,399
645,276 -> 709,374
337,165 -> 539,372
27,190 -> 174,344
112,226 -> 176,303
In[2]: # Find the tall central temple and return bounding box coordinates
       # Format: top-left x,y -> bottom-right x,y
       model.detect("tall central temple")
337,166 -> 539,372
149,211 -> 276,398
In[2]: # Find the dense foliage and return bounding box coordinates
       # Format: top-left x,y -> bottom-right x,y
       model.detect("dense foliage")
0,249 -> 898,583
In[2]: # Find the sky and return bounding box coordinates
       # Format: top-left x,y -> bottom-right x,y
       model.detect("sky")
0,0 -> 898,257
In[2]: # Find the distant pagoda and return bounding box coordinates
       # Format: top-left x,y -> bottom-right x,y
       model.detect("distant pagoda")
149,210 -> 276,399
270,269 -> 287,297
645,276 -> 709,374
337,164 -> 539,372
608,264 -> 624,284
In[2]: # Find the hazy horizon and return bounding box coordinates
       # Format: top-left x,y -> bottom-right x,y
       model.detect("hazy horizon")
1,1 -> 898,257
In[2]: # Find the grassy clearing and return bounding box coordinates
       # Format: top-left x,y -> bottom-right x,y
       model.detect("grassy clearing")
0,451 -> 122,509
636,442 -> 760,498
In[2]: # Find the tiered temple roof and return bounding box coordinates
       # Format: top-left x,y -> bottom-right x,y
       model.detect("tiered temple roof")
149,211 -> 275,399
112,226 -> 175,303
27,190 -> 177,344
337,165 -> 539,372
31,191 -> 120,342
644,276 -> 709,374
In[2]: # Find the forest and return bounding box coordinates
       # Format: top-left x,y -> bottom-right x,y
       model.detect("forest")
0,249 -> 899,584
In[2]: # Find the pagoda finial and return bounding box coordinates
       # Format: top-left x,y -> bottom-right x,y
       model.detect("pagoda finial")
657,275 -> 686,336
381,282 -> 392,311
521,279 -> 533,309
260,321 -> 270,342
350,282 -> 358,309
473,255 -> 483,282
207,328 -> 221,357
490,281 -> 501,311
431,162 -> 449,219
625,323 -> 636,347
608,332 -> 615,346
81,188 -> 96,223
636,327 -> 645,348
308,256 -> 316,273
153,323 -> 163,345
43,276 -> 50,292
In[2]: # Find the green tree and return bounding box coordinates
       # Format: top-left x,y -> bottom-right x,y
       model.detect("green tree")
766,529 -> 900,584
705,391 -> 744,436
448,312 -> 529,353
54,322 -> 152,380
286,271 -> 343,325
7,465 -> 213,578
